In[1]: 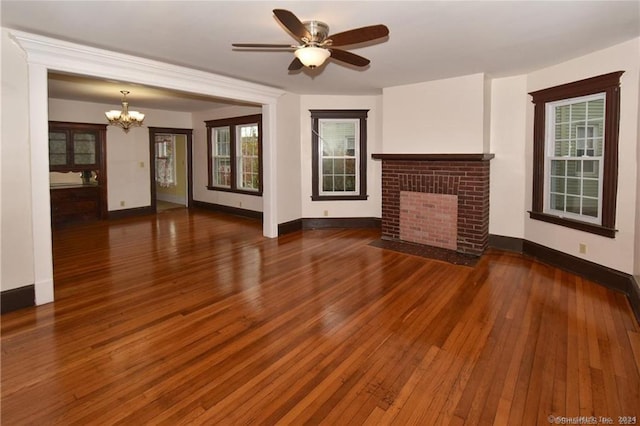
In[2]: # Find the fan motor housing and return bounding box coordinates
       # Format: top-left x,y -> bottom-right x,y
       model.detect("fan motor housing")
303,21 -> 330,43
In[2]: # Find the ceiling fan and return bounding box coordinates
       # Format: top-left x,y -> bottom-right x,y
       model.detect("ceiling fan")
232,9 -> 389,70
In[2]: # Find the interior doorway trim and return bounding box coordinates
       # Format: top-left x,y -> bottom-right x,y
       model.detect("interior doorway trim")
12,29 -> 284,306
148,127 -> 194,212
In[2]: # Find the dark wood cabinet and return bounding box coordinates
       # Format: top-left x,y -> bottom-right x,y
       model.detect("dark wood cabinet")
49,122 -> 108,228
50,185 -> 101,227
49,122 -> 105,172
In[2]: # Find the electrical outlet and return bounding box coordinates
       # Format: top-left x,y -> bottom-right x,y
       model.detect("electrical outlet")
324,210 -> 329,217
579,243 -> 587,254
120,201 -> 125,207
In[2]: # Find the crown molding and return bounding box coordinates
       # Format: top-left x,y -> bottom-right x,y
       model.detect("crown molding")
8,29 -> 285,104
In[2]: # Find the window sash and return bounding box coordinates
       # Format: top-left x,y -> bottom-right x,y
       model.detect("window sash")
236,124 -> 260,191
318,118 -> 360,196
544,93 -> 605,224
212,127 -> 231,188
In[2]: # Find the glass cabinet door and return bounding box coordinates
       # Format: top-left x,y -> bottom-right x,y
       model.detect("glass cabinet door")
73,132 -> 97,166
49,131 -> 68,166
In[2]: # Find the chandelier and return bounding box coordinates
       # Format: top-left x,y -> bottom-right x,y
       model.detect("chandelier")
105,90 -> 145,132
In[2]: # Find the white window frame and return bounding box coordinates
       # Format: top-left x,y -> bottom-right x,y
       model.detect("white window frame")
317,118 -> 361,197
544,93 -> 605,224
236,123 -> 260,192
212,126 -> 231,188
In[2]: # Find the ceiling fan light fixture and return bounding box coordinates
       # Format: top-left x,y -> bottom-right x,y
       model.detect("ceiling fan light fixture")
105,90 -> 145,133
294,46 -> 330,68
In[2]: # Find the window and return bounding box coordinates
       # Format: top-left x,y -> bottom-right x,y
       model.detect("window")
155,134 -> 176,187
237,124 -> 260,191
529,71 -> 623,237
212,127 -> 231,187
310,110 -> 368,201
206,114 -> 262,195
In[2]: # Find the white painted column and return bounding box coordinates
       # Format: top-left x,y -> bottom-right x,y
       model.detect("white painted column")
262,101 -> 278,238
28,64 -> 54,304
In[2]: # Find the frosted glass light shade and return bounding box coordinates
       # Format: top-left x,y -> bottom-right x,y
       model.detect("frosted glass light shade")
295,46 -> 330,68
105,110 -> 121,120
105,90 -> 145,133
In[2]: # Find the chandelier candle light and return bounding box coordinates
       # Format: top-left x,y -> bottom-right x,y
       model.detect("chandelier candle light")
105,90 -> 145,133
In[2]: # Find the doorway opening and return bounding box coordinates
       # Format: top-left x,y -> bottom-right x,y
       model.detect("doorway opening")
148,127 -> 193,213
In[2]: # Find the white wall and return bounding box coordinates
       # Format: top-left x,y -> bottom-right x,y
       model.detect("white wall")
299,95 -> 383,219
276,93 -> 302,224
48,98 -> 192,211
1,28 -> 35,292
489,75 -> 528,238
191,105 -> 263,212
382,73 -> 488,153
637,71 -> 640,279
524,38 -> 640,274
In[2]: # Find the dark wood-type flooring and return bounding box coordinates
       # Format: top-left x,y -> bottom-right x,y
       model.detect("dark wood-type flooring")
2,208 -> 639,424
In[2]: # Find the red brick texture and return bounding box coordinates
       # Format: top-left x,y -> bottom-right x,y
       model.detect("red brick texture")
400,192 -> 458,251
381,160 -> 491,256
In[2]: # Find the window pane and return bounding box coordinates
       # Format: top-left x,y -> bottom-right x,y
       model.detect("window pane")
555,105 -> 570,124
555,123 -> 569,141
345,175 -> 356,191
594,138 -> 604,156
583,179 -> 598,198
587,98 -> 604,120
73,133 -> 96,165
215,157 -> 230,187
550,193 -> 565,211
571,102 -> 586,122
566,196 -> 581,214
566,178 -> 581,196
550,160 -> 565,176
345,159 -> 356,174
334,159 -> 345,174
334,175 -> 345,191
550,177 -> 565,193
323,176 -> 333,191
49,132 -> 68,166
583,160 -> 599,177
322,158 -> 333,174
566,161 -> 581,178
582,198 -> 598,218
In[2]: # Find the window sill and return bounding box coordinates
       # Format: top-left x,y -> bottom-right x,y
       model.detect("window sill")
528,211 -> 616,238
206,186 -> 262,197
311,194 -> 369,201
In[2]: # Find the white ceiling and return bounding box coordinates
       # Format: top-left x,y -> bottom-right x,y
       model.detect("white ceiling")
2,1 -> 639,111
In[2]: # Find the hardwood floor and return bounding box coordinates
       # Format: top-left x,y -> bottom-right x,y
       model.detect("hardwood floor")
2,208 -> 639,424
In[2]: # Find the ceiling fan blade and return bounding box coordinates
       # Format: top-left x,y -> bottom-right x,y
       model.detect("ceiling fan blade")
329,49 -> 370,67
288,57 -> 304,71
328,25 -> 389,47
273,9 -> 311,41
232,43 -> 294,48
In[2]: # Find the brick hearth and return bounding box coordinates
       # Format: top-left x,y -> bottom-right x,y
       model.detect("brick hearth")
372,153 -> 494,256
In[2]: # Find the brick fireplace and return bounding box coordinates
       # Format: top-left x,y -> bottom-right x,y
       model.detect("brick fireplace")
372,154 -> 494,256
